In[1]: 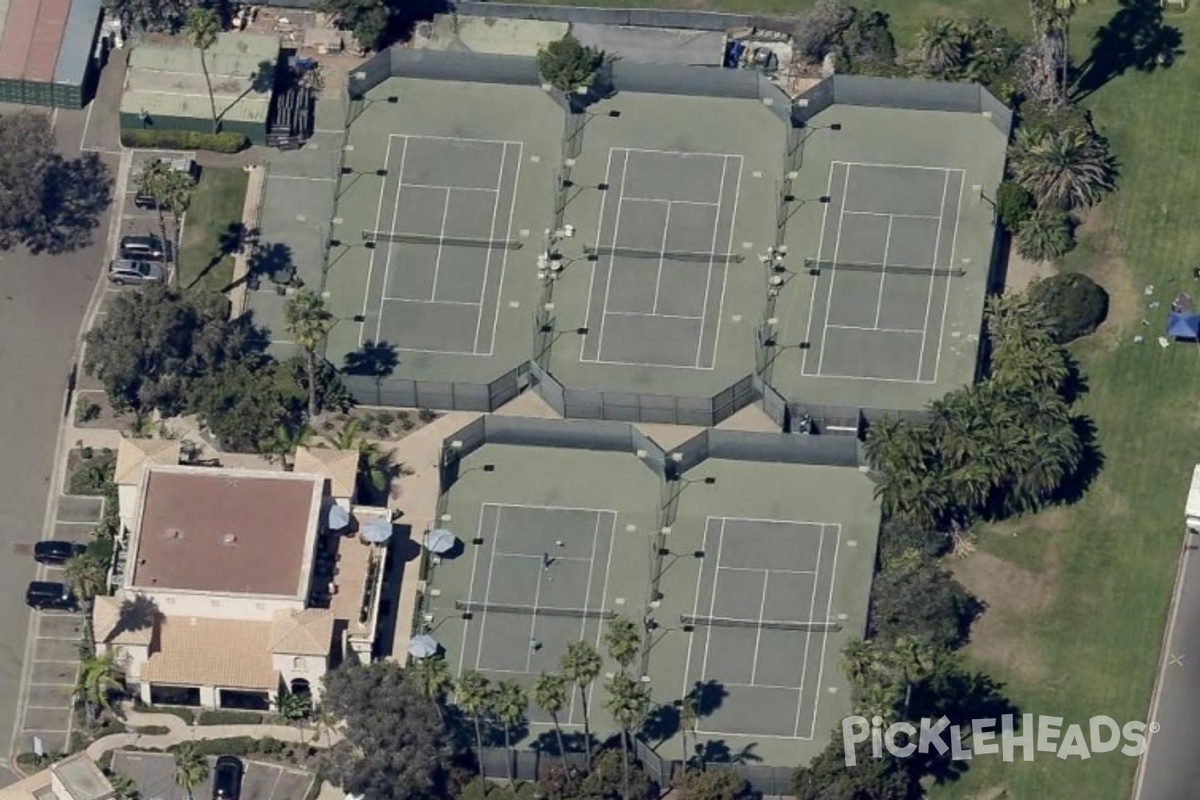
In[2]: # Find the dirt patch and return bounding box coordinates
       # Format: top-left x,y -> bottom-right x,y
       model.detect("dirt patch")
1004,248 -> 1056,294
1073,207 -> 1140,349
951,547 -> 1060,682
988,503 -> 1073,537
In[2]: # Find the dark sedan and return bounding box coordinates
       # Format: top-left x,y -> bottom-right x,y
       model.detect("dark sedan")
33,540 -> 86,566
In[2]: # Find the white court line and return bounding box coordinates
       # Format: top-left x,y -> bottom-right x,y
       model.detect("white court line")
622,146 -> 742,160
710,514 -> 836,527
485,142 -> 523,357
723,682 -> 805,691
525,558 -> 546,671
580,148 -> 615,363
930,173 -> 967,384
622,197 -> 720,207
873,216 -> 894,329
428,190 -> 453,302
606,312 -> 703,320
749,571 -> 770,684
813,371 -> 933,384
717,566 -> 817,576
651,201 -> 673,315
401,182 -> 498,193
570,511 -> 605,727
827,324 -> 924,335
382,297 -> 480,306
593,149 -> 631,361
843,210 -> 941,221
473,507 -> 506,671
269,175 -> 337,183
388,132 -> 512,147
695,726 -> 812,741
915,170 -> 952,383
706,156 -> 743,370
483,501 -> 621,515
680,519 -> 711,700
473,142 -> 507,355
384,342 -> 486,357
815,166 -> 853,375
801,163 -> 839,377
693,156 -> 728,369
456,506 -> 489,675
366,137 -> 407,346
494,552 -> 593,562
836,160 -> 955,171
698,519 -> 728,690
585,512 -> 618,723
803,525 -> 843,740
794,525 -> 828,739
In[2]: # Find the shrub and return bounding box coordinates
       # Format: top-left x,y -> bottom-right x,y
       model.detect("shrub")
197,709 -> 265,725
418,408 -> 437,422
75,396 -> 101,424
168,736 -> 259,757
1016,206 -> 1075,262
839,9 -> 898,74
133,725 -> 171,735
68,450 -> 115,496
119,129 -> 248,153
1028,272 -> 1110,343
793,0 -> 856,63
995,180 -> 1035,230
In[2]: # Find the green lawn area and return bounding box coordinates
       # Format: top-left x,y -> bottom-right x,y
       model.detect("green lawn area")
177,166 -> 250,294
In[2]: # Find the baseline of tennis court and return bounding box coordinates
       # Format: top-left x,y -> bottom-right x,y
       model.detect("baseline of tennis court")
457,503 -> 618,726
681,516 -> 841,740
579,147 -> 742,370
359,134 -> 522,356
802,161 -> 966,383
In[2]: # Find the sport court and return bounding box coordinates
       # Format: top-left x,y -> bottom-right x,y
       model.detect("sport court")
681,517 -> 840,740
360,134 -> 522,356
580,148 -> 742,370
802,161 -> 965,383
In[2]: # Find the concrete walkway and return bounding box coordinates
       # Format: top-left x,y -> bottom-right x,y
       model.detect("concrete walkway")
83,706 -> 342,761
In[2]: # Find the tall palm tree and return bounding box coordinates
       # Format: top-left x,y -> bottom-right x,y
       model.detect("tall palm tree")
604,673 -> 649,800
184,8 -> 222,134
1015,206 -> 1074,262
560,641 -> 602,766
888,637 -> 943,718
65,553 -> 107,650
137,160 -> 193,283
409,656 -> 452,721
456,670 -> 493,778
75,650 -> 124,726
531,672 -> 571,771
679,695 -> 698,769
603,616 -> 641,675
173,743 -> 209,800
913,18 -> 967,77
1027,0 -> 1067,106
284,289 -> 336,420
268,423 -> 312,470
1054,0 -> 1089,94
1010,124 -> 1116,211
493,680 -> 527,782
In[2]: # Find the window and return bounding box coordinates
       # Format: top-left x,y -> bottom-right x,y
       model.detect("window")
293,656 -> 305,670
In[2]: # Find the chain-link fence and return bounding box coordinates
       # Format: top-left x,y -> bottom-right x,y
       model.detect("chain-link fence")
451,1 -> 756,30
342,364 -> 526,412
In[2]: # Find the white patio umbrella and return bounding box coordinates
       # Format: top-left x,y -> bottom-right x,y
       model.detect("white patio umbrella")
327,504 -> 351,531
423,528 -> 457,554
407,635 -> 440,659
361,516 -> 394,544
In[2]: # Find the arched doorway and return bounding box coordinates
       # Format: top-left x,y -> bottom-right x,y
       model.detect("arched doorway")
290,678 -> 311,700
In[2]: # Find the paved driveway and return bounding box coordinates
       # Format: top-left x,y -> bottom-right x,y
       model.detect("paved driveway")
111,751 -> 315,800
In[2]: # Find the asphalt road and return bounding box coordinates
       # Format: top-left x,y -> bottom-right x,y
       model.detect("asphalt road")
0,100 -> 115,780
1133,537 -> 1200,800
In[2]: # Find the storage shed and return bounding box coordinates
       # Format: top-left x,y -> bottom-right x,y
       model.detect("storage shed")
120,31 -> 280,145
0,0 -> 101,107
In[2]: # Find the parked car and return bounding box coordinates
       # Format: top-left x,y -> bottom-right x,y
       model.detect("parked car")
212,756 -> 244,800
120,235 -> 168,262
33,541 -> 86,566
108,259 -> 166,286
24,582 -> 75,610
133,192 -> 159,210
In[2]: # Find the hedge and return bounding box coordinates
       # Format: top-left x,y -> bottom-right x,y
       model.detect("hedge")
197,710 -> 267,726
167,736 -> 286,757
120,129 -> 248,153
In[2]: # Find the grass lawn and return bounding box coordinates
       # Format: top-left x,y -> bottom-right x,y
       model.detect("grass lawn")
177,166 -> 250,295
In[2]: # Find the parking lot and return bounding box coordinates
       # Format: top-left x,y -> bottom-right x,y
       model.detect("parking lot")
12,494 -> 101,757
111,751 -> 314,800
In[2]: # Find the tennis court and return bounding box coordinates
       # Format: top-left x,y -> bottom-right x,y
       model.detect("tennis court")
681,516 -> 841,740
457,502 -> 619,725
801,161 -> 966,383
579,147 -> 743,370
358,134 -> 523,357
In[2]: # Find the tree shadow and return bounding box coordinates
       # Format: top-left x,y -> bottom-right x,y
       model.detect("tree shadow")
1055,414 -> 1105,504
243,241 -> 296,290
206,221 -> 258,287
687,679 -> 728,718
909,669 -> 1019,784
1074,0 -> 1184,99
217,60 -> 279,124
640,702 -> 680,745
23,152 -> 112,254
344,340 -> 401,405
695,739 -> 761,766
109,593 -> 161,643
387,0 -> 451,44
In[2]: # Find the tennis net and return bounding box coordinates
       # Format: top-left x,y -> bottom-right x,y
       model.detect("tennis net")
804,258 -> 965,277
680,614 -> 842,633
362,230 -> 524,250
586,245 -> 746,264
456,600 -> 617,620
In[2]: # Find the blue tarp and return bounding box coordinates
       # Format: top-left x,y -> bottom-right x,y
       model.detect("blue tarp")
1167,311 -> 1200,339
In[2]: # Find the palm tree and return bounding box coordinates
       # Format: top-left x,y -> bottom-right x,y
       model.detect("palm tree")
173,743 -> 209,800
913,18 -> 967,77
531,672 -> 571,771
409,656 -> 452,721
679,694 -> 698,769
1026,0 -> 1067,106
1016,206 -> 1074,262
108,772 -> 139,800
1054,0 -> 1089,95
273,687 -> 312,723
888,637 -> 944,718
284,290 -> 336,420
137,160 -> 193,283
456,670 -> 494,778
75,651 -> 124,726
184,8 -> 222,134
604,673 -> 649,800
603,616 -> 641,675
65,553 -> 107,649
560,641 -> 602,766
1010,124 -> 1116,211
268,423 -> 312,470
493,680 -> 527,782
